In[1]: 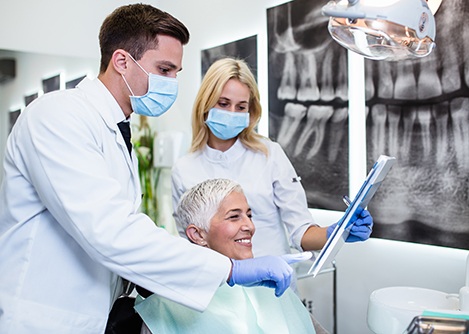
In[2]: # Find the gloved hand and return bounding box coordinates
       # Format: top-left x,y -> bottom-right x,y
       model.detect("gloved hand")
327,209 -> 373,242
228,252 -> 312,297
281,251 -> 313,264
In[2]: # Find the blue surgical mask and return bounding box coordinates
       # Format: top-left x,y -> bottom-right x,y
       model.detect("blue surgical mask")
205,108 -> 250,140
122,54 -> 178,117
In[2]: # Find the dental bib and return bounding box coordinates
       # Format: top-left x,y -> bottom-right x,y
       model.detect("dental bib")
134,284 -> 315,333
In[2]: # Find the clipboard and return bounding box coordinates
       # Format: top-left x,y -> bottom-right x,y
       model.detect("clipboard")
307,155 -> 396,277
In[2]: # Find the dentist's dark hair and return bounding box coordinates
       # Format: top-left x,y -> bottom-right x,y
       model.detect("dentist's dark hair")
98,3 -> 189,73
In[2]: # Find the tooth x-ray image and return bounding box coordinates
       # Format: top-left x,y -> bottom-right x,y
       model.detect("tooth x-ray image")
267,0 -> 349,211
365,0 -> 469,250
201,35 -> 257,80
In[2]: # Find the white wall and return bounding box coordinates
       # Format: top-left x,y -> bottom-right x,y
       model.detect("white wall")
1,1 -> 468,333
0,50 -> 98,184
0,0 -> 131,59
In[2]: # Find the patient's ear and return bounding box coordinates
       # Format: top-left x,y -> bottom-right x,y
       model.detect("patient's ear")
186,225 -> 208,247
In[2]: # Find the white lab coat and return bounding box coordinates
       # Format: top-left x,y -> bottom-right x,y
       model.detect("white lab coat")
171,139 -> 314,257
0,78 -> 230,334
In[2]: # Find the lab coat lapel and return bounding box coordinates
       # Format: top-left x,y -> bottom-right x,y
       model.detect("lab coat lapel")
77,78 -> 142,211
106,119 -> 142,212
130,146 -> 142,210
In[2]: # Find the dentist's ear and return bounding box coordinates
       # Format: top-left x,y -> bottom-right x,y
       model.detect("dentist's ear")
112,49 -> 129,74
186,224 -> 208,247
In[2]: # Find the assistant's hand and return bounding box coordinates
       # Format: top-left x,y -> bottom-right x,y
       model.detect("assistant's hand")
348,209 -> 373,242
228,255 -> 296,297
327,209 -> 373,242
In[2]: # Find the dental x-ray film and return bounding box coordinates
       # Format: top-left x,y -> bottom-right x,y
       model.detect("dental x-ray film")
307,155 -> 396,277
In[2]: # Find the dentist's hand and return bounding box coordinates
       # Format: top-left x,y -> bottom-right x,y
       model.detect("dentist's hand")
228,253 -> 310,297
327,209 -> 373,242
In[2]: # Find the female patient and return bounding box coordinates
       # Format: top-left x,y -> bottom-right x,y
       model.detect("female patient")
135,178 -> 316,334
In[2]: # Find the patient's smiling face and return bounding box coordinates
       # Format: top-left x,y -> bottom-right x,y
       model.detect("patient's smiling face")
204,191 -> 255,260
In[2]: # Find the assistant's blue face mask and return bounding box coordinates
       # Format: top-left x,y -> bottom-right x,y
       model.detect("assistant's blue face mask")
205,108 -> 250,140
122,53 -> 178,117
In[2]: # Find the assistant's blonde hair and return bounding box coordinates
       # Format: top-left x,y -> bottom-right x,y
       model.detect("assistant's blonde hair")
190,58 -> 268,156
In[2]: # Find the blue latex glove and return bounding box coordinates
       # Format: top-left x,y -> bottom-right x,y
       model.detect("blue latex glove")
228,252 -> 312,297
281,251 -> 313,264
327,209 -> 373,242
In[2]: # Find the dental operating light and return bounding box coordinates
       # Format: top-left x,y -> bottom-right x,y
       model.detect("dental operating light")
321,0 -> 437,61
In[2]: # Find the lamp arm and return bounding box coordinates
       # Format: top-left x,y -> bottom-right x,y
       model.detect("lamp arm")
322,1 -> 366,19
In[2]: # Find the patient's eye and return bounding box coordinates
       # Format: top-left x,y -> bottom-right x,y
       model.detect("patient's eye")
225,209 -> 248,221
229,214 -> 240,220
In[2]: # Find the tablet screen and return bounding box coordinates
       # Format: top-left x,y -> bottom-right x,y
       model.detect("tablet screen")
307,155 -> 396,277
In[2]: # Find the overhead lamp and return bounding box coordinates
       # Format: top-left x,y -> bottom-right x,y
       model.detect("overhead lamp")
321,0 -> 437,61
